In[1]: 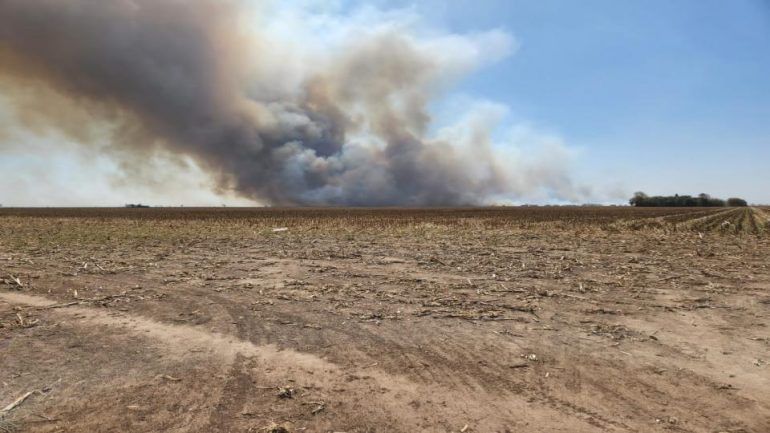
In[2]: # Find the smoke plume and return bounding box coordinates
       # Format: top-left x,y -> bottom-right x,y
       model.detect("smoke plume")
0,0 -> 583,206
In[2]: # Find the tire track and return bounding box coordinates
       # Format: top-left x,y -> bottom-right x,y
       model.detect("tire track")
1,292 -> 605,432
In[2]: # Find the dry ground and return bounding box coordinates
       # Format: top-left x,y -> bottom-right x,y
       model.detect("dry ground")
1,207 -> 768,433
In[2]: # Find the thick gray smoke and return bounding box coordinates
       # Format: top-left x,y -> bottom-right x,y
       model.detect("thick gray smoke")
0,0 -> 582,205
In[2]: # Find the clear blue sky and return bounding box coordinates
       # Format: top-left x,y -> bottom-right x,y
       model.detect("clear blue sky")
358,0 -> 770,203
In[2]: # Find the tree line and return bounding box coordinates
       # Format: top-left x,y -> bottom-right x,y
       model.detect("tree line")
630,192 -> 747,207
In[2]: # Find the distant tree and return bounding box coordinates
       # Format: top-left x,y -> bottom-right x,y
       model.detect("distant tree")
630,192 -> 730,207
629,192 -> 648,206
727,197 -> 748,207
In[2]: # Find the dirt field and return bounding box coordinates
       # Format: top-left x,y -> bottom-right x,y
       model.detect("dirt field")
1,207 -> 768,433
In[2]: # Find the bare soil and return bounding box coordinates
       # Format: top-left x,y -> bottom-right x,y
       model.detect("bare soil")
1,207 -> 768,432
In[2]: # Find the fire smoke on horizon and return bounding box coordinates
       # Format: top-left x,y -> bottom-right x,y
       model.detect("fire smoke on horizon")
0,0 -> 585,206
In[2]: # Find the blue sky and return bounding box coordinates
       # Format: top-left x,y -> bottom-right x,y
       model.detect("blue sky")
363,0 -> 770,202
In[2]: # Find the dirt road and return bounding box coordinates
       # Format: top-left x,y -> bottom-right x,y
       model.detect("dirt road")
1,208 -> 768,432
